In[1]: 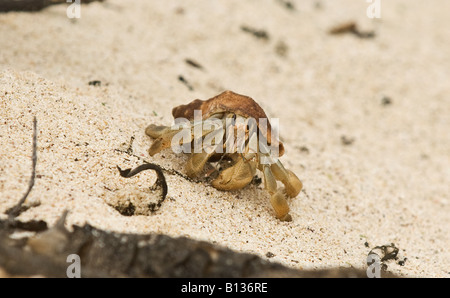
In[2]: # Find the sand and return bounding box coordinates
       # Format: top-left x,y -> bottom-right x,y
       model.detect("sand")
0,0 -> 449,277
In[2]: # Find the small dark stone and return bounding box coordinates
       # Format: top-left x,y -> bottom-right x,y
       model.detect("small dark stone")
381,96 -> 392,106
298,146 -> 310,154
276,0 -> 295,11
398,258 -> 407,266
275,41 -> 289,57
115,202 -> 136,216
341,136 -> 355,146
88,80 -> 101,87
252,176 -> 262,186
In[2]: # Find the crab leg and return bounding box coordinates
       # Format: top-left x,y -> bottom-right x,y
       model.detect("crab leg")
146,117 -> 224,157
145,124 -> 170,138
147,127 -> 186,156
261,162 -> 292,221
270,160 -> 303,198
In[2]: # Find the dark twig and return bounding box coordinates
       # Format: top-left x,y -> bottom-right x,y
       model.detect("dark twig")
126,136 -> 135,155
113,148 -> 196,182
0,0 -> 105,12
185,58 -> 204,70
6,117 -> 38,219
328,21 -> 376,39
117,163 -> 168,212
240,25 -> 270,40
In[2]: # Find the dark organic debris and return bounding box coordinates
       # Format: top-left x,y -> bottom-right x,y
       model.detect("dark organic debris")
113,201 -> 136,217
185,58 -> 204,70
0,219 -> 48,233
329,22 -> 357,34
252,175 -> 262,186
368,243 -> 402,272
6,117 -> 38,220
126,136 -> 135,155
88,80 -> 102,87
178,75 -> 194,91
0,0 -> 105,12
297,146 -> 310,154
275,40 -> 289,57
117,163 -> 168,214
369,244 -> 399,262
381,96 -> 393,106
2,117 -> 46,233
113,148 -> 196,183
266,252 -> 275,258
0,213 -> 393,278
240,25 -> 270,40
341,135 -> 355,146
329,22 -> 376,39
398,258 -> 407,266
275,0 -> 295,11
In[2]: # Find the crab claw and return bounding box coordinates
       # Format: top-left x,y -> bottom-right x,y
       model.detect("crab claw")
186,129 -> 225,178
211,155 -> 256,190
186,151 -> 216,178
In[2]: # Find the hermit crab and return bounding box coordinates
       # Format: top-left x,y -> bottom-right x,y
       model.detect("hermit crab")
145,91 -> 302,221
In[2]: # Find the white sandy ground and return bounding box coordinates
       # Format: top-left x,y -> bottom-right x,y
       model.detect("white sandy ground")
0,0 -> 449,277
